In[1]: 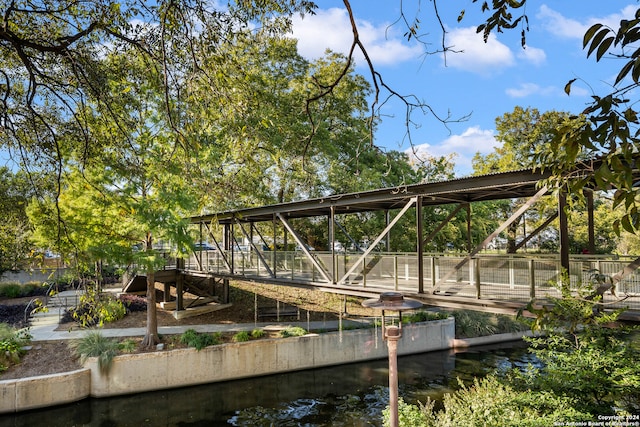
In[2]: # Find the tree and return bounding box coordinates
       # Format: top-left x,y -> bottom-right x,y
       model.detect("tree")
0,167 -> 41,273
28,49 -> 198,347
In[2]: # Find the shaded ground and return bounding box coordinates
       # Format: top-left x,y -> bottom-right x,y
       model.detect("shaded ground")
1,281 -> 371,380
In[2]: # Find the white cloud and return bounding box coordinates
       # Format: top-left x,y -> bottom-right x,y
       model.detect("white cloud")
537,4 -> 639,40
290,8 -> 422,66
408,126 -> 499,175
506,82 -> 558,98
443,27 -> 514,74
517,45 -> 546,65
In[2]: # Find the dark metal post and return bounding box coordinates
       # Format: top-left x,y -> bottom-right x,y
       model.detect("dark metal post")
386,325 -> 401,427
362,293 -> 422,427
416,196 -> 424,294
558,190 -> 570,274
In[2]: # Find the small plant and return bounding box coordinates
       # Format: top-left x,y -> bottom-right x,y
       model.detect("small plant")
251,329 -> 265,339
179,329 -> 221,350
118,339 -> 138,353
232,331 -> 251,342
0,323 -> 31,372
280,326 -> 307,338
71,285 -> 126,327
72,331 -> 119,374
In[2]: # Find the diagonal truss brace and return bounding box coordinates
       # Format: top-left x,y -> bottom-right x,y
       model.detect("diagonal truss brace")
433,186 -> 548,292
337,197 -> 417,286
276,213 -> 332,284
203,222 -> 232,272
234,219 -> 274,278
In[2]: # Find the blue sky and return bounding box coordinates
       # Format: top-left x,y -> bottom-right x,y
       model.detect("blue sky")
289,2 -> 634,176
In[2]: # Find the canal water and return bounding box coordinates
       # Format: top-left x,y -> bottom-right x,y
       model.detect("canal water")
0,342 -> 535,427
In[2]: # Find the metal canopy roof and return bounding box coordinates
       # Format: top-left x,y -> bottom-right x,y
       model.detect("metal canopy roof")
191,168 -> 553,225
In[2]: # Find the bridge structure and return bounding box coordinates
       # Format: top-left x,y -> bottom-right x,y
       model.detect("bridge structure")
130,167 -> 640,319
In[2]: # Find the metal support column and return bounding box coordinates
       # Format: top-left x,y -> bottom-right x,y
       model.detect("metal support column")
558,190 -> 570,274
586,189 -> 595,254
416,196 -> 424,294
330,206 -> 336,283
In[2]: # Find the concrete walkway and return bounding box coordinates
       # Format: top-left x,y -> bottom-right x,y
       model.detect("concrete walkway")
25,288 -> 372,341
28,318 -> 371,342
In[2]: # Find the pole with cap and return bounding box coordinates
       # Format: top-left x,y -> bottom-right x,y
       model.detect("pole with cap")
362,292 -> 422,427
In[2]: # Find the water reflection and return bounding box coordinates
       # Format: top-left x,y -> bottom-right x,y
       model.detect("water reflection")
0,344 -> 532,427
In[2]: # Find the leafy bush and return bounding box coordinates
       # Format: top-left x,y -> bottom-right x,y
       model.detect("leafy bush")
4,282 -> 43,297
69,286 -> 126,327
251,329 -> 265,339
448,310 -> 528,338
118,294 -> 147,312
516,280 -> 640,415
232,331 -> 251,342
71,331 -> 120,374
403,310 -> 449,323
280,326 -> 307,338
0,283 -> 22,298
389,376 -> 590,426
0,323 -> 31,372
179,329 -> 221,350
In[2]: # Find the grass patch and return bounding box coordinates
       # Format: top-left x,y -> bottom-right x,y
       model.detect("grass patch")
118,338 -> 138,353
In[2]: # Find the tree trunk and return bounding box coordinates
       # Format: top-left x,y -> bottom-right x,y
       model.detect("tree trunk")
141,232 -> 159,348
141,269 -> 159,348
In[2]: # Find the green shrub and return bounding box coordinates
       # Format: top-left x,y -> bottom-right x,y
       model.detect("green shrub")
179,329 -> 221,350
385,377 -> 590,427
0,323 -> 31,372
232,331 -> 251,342
71,286 -> 126,327
251,329 -> 265,339
71,331 -> 119,374
0,283 -> 22,298
448,310 -> 528,338
404,310 -> 449,323
280,326 -> 307,338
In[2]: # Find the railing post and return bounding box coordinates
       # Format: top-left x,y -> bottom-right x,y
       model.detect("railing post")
473,258 -> 481,299
363,255 -> 367,287
430,256 -> 437,288
529,258 -> 535,298
509,255 -> 515,289
394,255 -> 399,290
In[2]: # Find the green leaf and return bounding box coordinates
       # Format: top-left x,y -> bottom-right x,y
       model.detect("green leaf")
595,36 -> 614,61
583,23 -> 604,48
587,28 -> 612,59
564,78 -> 577,95
615,60 -> 635,85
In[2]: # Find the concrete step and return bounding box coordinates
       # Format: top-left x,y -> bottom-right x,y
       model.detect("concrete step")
29,315 -> 61,326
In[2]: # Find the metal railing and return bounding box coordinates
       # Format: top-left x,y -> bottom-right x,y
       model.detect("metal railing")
183,250 -> 640,308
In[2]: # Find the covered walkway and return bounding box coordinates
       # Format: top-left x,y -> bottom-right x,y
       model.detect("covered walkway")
157,167 -> 640,318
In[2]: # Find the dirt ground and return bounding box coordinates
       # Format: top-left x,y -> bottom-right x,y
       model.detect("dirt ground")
1,281 -> 372,380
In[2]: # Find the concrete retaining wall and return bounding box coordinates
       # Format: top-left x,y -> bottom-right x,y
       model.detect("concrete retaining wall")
0,318 -> 454,412
0,369 -> 91,413
88,318 -> 455,397
0,268 -> 68,284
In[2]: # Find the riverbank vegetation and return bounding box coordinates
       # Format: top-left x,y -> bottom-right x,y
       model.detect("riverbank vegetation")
388,281 -> 640,426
